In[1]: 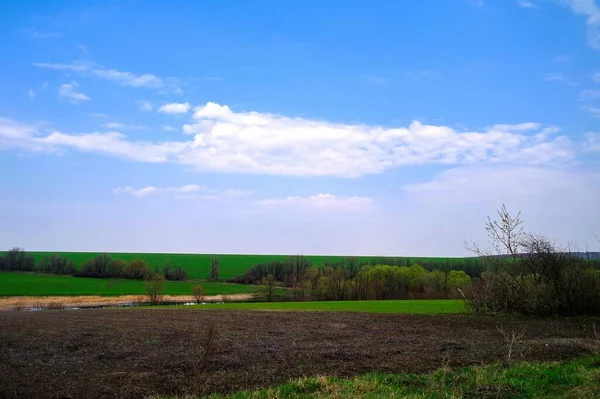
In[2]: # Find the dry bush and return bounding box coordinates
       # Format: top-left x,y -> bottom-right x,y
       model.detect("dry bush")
221,294 -> 231,303
144,275 -> 165,305
192,323 -> 219,392
497,325 -> 525,366
192,285 -> 204,304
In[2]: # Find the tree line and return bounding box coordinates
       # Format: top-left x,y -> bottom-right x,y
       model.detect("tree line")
0,249 -> 190,281
235,256 -> 472,301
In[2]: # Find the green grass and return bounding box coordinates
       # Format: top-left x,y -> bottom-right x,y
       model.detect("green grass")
0,272 -> 258,296
4,251 -> 471,279
153,356 -> 600,399
162,299 -> 466,314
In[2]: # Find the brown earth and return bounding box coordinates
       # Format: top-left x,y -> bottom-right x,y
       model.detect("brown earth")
0,309 -> 598,399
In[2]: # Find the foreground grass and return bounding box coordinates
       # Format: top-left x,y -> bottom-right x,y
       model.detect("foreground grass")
161,299 -> 466,314
4,251 -> 471,279
153,356 -> 600,399
0,272 -> 258,296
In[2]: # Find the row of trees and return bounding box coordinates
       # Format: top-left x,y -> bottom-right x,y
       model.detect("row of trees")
255,262 -> 472,301
0,249 -> 189,281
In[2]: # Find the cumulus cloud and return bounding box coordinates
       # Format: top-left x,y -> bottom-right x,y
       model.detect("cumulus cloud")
58,81 -> 90,103
0,103 -> 578,177
258,193 -> 373,211
158,102 -> 190,114
562,0 -> 600,49
163,125 -> 177,131
112,186 -> 158,197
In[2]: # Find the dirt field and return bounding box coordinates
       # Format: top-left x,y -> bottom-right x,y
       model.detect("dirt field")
0,309 -> 597,399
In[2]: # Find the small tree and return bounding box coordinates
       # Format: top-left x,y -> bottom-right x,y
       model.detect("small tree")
192,285 -> 204,304
144,275 -> 165,305
209,258 -> 220,281
261,274 -> 277,302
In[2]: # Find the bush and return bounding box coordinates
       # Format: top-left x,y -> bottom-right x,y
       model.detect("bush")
468,205 -> 600,316
192,285 -> 204,304
37,255 -> 76,275
145,275 -> 165,305
1,247 -> 35,272
126,259 -> 153,280
163,263 -> 188,281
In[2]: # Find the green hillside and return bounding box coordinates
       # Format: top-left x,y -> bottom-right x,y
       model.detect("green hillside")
1,251 -> 476,279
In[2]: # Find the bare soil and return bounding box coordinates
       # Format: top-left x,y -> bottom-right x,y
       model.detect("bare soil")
0,309 -> 597,399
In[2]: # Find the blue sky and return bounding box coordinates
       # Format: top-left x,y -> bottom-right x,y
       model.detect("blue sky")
1,0 -> 599,256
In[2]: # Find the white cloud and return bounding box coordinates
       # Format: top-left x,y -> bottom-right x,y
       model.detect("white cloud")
158,102 -> 190,114
90,113 -> 109,118
585,132 -> 600,150
34,61 -> 177,91
403,166 -> 591,205
112,184 -> 248,201
112,186 -> 158,197
583,105 -> 600,117
562,0 -> 600,49
91,68 -> 162,88
138,100 -> 153,111
28,90 -> 36,99
258,193 -> 373,211
0,103 -> 578,177
103,122 -> 147,130
163,125 -> 177,131
579,89 -> 600,99
21,28 -> 60,39
544,73 -> 578,86
517,0 -> 537,8
58,81 -> 90,103
593,72 -> 600,82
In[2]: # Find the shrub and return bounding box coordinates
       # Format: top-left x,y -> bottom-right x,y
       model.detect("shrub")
468,205 -> 600,316
192,285 -> 204,304
164,263 -> 188,281
126,259 -> 153,280
2,247 -> 35,272
37,255 -> 76,275
145,275 -> 165,305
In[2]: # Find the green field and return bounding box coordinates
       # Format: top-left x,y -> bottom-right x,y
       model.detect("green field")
3,251 -> 471,279
197,356 -> 600,399
165,299 -> 466,314
0,272 -> 258,296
